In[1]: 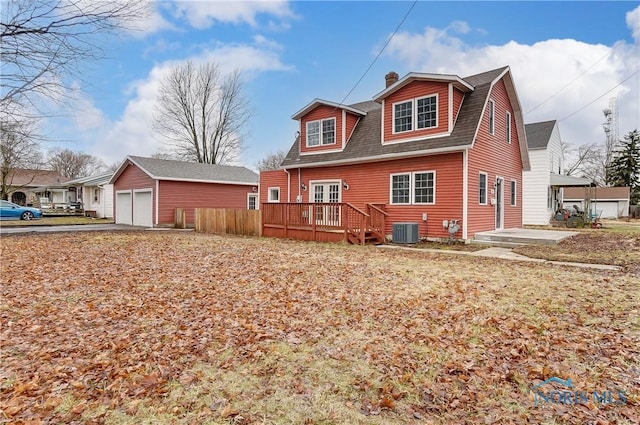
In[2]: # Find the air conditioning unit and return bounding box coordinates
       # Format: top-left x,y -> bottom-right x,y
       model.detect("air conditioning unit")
392,222 -> 419,244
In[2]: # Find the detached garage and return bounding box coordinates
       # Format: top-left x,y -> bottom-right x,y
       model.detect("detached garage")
562,186 -> 631,219
110,156 -> 259,227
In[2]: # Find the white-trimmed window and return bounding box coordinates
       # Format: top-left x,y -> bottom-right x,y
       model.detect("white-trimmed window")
479,172 -> 488,205
93,188 -> 99,203
489,99 -> 495,135
506,111 -> 512,144
394,101 -> 413,133
417,95 -> 437,129
390,173 -> 410,204
306,118 -> 336,147
390,171 -> 436,205
510,180 -> 517,206
267,187 -> 280,203
248,193 -> 258,210
393,95 -> 438,134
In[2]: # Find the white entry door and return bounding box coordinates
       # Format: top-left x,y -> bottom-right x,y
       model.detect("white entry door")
495,177 -> 504,230
311,182 -> 341,226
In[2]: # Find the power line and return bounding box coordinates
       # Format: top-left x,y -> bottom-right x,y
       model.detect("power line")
335,0 -> 417,108
525,42 -> 624,115
558,68 -> 640,122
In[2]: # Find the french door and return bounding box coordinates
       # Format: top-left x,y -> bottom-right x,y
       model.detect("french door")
311,182 -> 341,226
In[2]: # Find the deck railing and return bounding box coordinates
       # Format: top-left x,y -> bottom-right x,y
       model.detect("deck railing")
262,202 -> 378,244
367,203 -> 388,242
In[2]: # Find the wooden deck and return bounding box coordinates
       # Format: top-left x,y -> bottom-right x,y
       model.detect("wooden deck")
261,202 -> 387,245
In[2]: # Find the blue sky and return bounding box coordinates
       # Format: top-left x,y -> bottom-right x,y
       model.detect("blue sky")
40,1 -> 640,169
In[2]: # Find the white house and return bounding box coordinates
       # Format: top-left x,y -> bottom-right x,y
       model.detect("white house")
522,120 -> 591,225
64,172 -> 114,218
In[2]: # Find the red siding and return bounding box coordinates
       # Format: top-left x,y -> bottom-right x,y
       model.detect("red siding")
113,163 -> 155,223
467,78 -> 523,237
158,180 -> 255,225
281,153 -> 464,239
383,81 -> 450,143
299,105 -> 344,154
453,88 -> 465,124
260,170 -> 290,204
345,112 -> 360,144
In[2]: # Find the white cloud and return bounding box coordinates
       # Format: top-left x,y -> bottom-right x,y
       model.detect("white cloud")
164,0 -> 296,29
627,5 -> 640,44
383,21 -> 640,149
89,39 -> 292,165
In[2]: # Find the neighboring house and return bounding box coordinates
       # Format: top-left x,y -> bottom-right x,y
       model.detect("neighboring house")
563,186 -> 630,219
1,169 -> 70,206
63,172 -> 115,218
110,156 -> 259,227
261,66 -> 531,243
522,120 -> 593,225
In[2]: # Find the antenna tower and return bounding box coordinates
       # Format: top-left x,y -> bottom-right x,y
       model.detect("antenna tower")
602,96 -> 619,181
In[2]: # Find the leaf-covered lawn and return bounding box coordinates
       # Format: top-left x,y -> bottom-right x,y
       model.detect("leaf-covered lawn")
1,232 -> 638,424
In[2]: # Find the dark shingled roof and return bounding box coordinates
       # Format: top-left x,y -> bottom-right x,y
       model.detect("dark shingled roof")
282,66 -> 510,168
525,120 -> 557,150
112,156 -> 258,185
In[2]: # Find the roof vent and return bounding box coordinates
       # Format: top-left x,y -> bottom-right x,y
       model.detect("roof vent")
385,71 -> 399,88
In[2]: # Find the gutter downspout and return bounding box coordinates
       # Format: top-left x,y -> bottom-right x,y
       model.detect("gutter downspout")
284,168 -> 291,202
298,168 -> 302,202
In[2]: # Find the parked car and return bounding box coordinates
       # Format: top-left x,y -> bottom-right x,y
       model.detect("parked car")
0,200 -> 43,220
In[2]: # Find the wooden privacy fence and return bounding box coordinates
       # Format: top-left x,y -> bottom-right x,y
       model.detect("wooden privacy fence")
192,208 -> 261,236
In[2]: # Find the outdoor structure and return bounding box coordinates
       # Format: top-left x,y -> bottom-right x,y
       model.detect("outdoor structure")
1,169 -> 70,207
522,120 -> 593,225
62,172 -> 114,218
261,66 -> 531,244
110,156 -> 259,227
562,186 -> 630,219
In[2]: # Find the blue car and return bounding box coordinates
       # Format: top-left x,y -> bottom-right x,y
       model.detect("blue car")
0,200 -> 43,220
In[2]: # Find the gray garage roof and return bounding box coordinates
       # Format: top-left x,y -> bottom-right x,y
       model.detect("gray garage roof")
110,156 -> 258,185
281,66 -> 512,168
525,120 -> 557,150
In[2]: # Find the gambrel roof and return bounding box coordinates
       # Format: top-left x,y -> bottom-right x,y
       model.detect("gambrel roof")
281,66 -> 530,170
110,156 -> 259,185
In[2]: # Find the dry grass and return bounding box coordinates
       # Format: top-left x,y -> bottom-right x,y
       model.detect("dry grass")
1,232 -> 638,424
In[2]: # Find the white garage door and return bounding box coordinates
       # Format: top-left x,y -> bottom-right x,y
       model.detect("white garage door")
133,190 -> 153,227
115,192 -> 132,225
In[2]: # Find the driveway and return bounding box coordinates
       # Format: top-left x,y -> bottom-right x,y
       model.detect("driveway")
0,224 -> 147,235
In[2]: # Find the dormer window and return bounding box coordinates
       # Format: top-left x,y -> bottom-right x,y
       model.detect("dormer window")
393,94 -> 438,134
306,118 -> 336,147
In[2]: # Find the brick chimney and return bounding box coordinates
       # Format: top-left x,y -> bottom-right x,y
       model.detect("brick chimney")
385,71 -> 399,88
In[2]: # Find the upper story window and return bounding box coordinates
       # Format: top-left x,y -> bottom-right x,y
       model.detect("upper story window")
417,96 -> 437,129
393,95 -> 438,134
306,118 -> 336,147
506,111 -> 512,144
489,99 -> 495,135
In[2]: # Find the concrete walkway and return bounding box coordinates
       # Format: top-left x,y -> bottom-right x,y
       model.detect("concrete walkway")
474,228 -> 579,245
377,245 -> 622,272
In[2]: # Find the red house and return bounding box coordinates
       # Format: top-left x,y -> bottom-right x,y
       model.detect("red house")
261,66 -> 530,244
110,156 -> 259,227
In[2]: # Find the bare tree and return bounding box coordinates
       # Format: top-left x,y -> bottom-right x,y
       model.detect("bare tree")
1,0 -> 151,111
47,148 -> 105,179
256,149 -> 287,171
1,116 -> 43,200
563,142 -> 604,178
153,61 -> 251,165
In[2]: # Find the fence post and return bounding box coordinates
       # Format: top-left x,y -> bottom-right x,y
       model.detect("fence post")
175,208 -> 186,229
